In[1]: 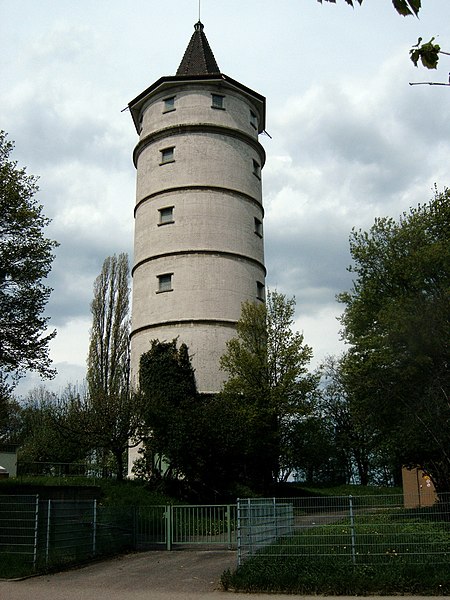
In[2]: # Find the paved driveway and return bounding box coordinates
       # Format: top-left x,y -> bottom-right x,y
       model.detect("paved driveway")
2,550 -> 236,600
1,550 -> 445,600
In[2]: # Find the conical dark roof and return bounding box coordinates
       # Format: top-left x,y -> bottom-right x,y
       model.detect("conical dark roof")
176,21 -> 220,76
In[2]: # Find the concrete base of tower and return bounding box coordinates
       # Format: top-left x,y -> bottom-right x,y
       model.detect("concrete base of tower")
130,320 -> 237,394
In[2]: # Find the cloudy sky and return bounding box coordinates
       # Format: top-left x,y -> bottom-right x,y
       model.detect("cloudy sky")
2,0 -> 450,395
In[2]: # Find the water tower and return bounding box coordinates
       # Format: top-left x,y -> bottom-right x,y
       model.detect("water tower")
128,21 -> 266,394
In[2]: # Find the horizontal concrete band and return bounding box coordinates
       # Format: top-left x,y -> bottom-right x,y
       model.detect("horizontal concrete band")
132,249 -> 267,277
134,185 -> 264,217
130,318 -> 238,339
133,123 -> 266,167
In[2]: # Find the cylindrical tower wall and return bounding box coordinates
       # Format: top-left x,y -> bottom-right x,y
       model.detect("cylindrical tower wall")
131,79 -> 266,393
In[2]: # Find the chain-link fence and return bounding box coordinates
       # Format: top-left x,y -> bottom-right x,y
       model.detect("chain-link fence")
237,494 -> 450,567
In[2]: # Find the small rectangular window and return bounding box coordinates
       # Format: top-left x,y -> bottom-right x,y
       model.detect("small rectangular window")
254,217 -> 263,237
163,96 -> 176,112
158,206 -> 174,225
160,146 -> 175,164
157,273 -> 173,293
211,94 -> 225,110
253,159 -> 261,179
250,110 -> 258,129
257,281 -> 265,301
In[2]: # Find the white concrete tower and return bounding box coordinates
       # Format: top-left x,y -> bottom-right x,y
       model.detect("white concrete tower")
128,22 -> 266,393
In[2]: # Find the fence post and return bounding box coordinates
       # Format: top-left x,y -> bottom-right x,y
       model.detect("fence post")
165,505 -> 172,551
273,497 -> 277,538
46,499 -> 51,565
247,498 -> 252,558
236,498 -> 242,566
33,494 -> 39,570
226,505 -> 232,549
132,506 -> 137,550
349,495 -> 356,565
92,499 -> 97,555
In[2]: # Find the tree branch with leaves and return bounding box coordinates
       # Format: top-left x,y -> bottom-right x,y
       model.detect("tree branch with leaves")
318,0 -> 421,18
0,131 -> 58,395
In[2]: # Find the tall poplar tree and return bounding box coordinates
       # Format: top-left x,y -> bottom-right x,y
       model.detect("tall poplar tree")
83,253 -> 139,479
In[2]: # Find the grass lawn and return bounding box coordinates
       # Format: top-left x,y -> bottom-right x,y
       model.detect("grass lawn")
222,502 -> 450,595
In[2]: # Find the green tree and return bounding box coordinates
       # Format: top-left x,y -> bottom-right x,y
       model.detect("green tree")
138,340 -> 198,481
319,355 -> 396,485
137,340 -> 253,499
52,255 -> 139,480
83,253 -> 139,479
87,254 -> 130,398
0,131 -> 58,394
220,290 -> 318,490
318,0 -> 421,18
338,188 -> 450,494
16,386 -> 90,471
284,416 -> 344,484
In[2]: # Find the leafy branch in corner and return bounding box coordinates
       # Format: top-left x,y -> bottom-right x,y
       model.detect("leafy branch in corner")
317,0 -> 421,18
409,37 -> 450,86
410,37 -> 450,70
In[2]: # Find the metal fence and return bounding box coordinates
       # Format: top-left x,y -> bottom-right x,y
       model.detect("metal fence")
237,498 -> 294,564
0,495 -> 134,570
4,492 -> 448,574
0,496 -> 237,572
237,493 -> 450,567
135,504 -> 237,550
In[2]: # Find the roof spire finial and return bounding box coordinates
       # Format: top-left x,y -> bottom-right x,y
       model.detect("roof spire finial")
198,0 -> 201,22
176,18 -> 220,76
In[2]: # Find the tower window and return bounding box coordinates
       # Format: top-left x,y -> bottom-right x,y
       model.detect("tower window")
257,281 -> 265,301
157,273 -> 173,293
254,217 -> 263,238
160,146 -> 175,164
211,94 -> 225,110
253,159 -> 261,179
163,96 -> 176,113
158,206 -> 174,225
250,110 -> 258,129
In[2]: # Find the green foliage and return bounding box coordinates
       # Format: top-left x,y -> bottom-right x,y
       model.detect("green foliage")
285,415 -> 347,485
338,188 -> 450,493
223,558 -> 449,594
314,355 -> 397,486
16,386 -> 91,466
87,253 -> 130,398
0,131 -> 58,391
138,340 -> 257,499
317,0 -> 421,18
223,506 -> 450,594
138,340 -> 198,480
220,291 -> 318,490
296,483 -> 402,496
69,253 -> 138,480
410,37 -> 441,69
